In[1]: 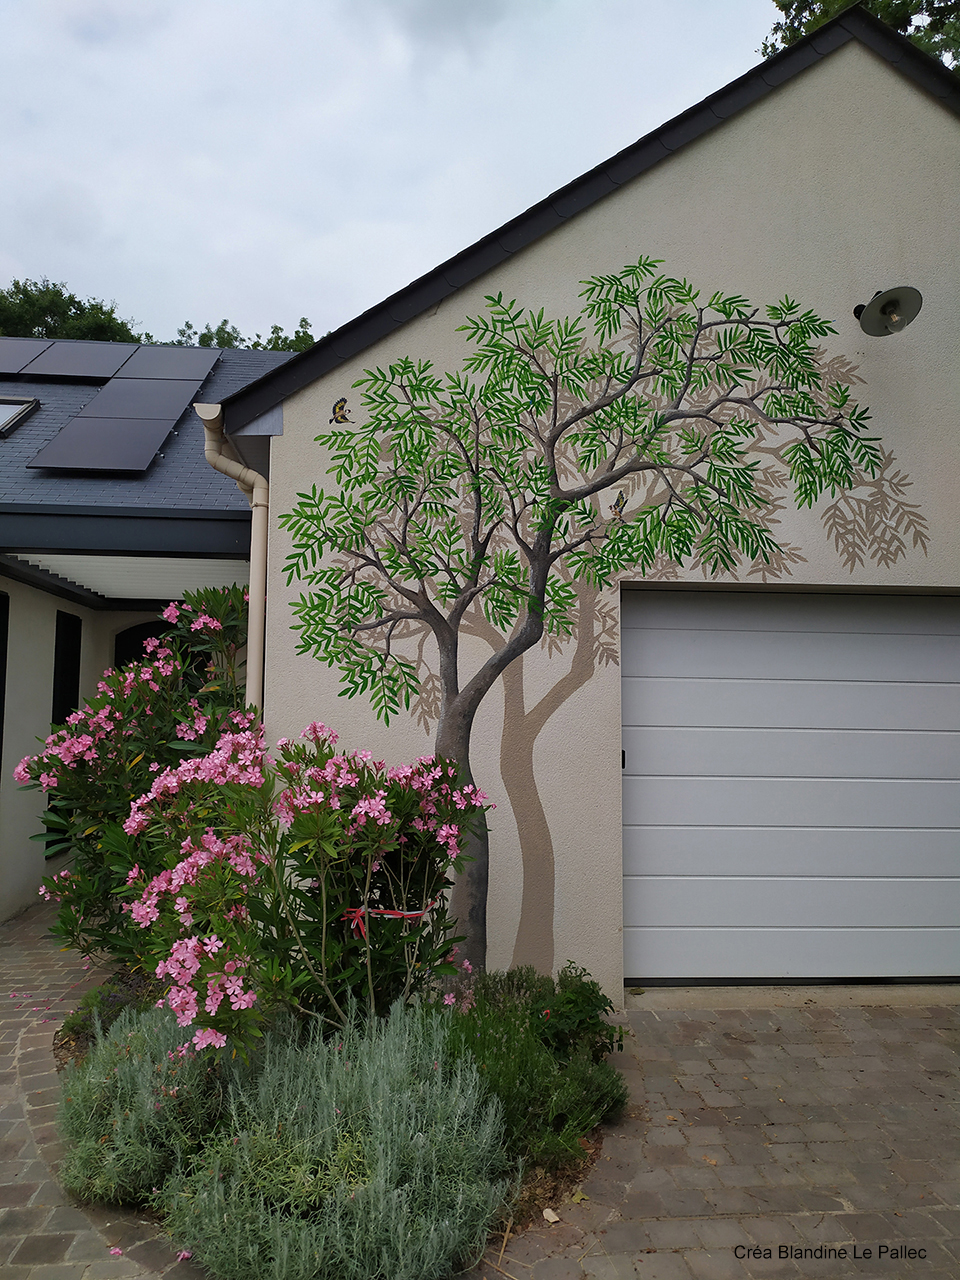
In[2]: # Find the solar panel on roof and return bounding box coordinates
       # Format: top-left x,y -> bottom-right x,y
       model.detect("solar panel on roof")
115,345 -> 219,381
27,417 -> 178,472
0,337 -> 54,374
77,378 -> 203,420
18,341 -> 139,379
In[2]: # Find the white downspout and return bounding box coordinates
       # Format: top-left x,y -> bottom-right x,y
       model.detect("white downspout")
194,402 -> 268,711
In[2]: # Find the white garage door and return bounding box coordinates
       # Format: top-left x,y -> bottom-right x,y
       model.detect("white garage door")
622,591 -> 960,981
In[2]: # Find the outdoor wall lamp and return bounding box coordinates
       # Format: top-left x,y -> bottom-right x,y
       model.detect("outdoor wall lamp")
853,287 -> 922,336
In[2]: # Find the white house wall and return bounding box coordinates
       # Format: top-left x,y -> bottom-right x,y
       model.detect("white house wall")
264,39 -> 960,997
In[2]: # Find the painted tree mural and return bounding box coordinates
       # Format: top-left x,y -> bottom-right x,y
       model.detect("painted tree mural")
280,256 -> 897,970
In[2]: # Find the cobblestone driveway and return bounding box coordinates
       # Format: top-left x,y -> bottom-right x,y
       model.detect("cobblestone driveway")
465,992 -> 959,1280
3,903 -> 958,1279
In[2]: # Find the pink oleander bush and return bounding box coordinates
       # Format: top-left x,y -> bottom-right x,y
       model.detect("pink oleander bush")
16,586 -> 249,963
122,719 -> 489,1050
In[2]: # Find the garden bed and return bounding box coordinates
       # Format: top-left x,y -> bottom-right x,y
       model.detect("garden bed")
53,964 -> 627,1279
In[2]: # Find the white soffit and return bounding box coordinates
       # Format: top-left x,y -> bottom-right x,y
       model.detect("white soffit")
11,554 -> 249,600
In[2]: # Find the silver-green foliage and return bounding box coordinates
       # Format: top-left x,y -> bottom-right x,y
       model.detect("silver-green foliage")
160,1005 -> 508,1280
281,258 -> 879,726
57,1006 -> 237,1204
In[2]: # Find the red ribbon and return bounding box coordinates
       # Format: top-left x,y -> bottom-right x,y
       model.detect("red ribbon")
342,897 -> 440,941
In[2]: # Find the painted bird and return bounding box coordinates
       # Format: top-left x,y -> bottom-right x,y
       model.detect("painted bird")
329,397 -> 353,424
611,490 -> 627,520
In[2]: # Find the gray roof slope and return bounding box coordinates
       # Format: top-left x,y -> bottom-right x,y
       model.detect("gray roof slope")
219,4 -> 960,434
0,346 -> 292,511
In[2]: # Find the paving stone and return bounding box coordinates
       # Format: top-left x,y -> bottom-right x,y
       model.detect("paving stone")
683,1248 -> 760,1280
597,1220 -> 656,1252
162,1261 -> 209,1280
714,1165 -> 769,1188
0,1233 -> 23,1265
583,1255 -> 642,1280
81,1257 -> 147,1277
0,1205 -> 52,1233
694,1219 -> 753,1248
65,1230 -> 128,1262
618,1190 -> 668,1218
740,1216 -> 805,1247
644,1220 -> 707,1250
531,1258 -> 587,1280
632,1254 -> 696,1280
0,1183 -> 38,1208
9,1232 -> 74,1264
14,1266 -> 91,1280
562,1198 -> 620,1231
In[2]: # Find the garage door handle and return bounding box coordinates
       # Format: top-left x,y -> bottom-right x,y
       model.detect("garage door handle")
622,750 -> 625,769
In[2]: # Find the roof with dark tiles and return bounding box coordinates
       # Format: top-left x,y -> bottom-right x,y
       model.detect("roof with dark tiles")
0,345 -> 292,512
217,4 -> 960,433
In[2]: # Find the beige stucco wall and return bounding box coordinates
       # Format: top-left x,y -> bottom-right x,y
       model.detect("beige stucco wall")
0,572 -> 158,921
262,39 -> 960,998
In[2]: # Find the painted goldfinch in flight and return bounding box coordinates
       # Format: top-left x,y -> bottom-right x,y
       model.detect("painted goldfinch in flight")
329,398 -> 353,424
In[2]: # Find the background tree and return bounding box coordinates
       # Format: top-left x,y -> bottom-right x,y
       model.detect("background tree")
0,277 -> 148,342
280,257 -> 883,970
174,316 -> 316,351
761,1 -> 960,69
0,275 -> 317,351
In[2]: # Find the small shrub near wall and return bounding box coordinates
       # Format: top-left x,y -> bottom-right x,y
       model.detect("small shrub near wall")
16,586 -> 248,964
443,963 -> 627,1170
122,720 -> 489,1047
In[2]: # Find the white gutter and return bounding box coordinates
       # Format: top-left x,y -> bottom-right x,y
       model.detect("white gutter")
194,402 -> 268,711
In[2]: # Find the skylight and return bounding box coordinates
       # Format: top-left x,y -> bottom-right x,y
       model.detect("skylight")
0,397 -> 39,438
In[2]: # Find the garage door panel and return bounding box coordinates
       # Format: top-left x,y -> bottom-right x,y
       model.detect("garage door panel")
623,827 -> 960,877
623,629 -> 955,682
623,591 -> 960,636
622,726 -> 958,779
623,927 -> 960,980
623,776 -> 958,828
622,875 -> 959,928
621,677 -> 960,731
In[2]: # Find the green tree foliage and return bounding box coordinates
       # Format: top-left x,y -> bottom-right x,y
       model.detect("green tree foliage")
174,316 -> 316,351
280,256 -> 882,967
761,1 -> 960,69
0,275 -> 317,350
0,277 -> 147,342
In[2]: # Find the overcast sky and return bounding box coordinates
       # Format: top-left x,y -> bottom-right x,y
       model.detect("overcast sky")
1,0 -> 777,343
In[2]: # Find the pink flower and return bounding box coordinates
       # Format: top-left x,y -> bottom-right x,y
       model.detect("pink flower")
177,1252 -> 193,1263
443,993 -> 456,1006
109,1248 -> 123,1256
166,985 -> 198,1027
130,901 -> 159,927
190,613 -> 223,632
193,1027 -> 227,1050
161,602 -> 180,623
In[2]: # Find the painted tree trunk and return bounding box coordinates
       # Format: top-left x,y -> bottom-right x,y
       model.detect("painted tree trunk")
435,712 -> 487,971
